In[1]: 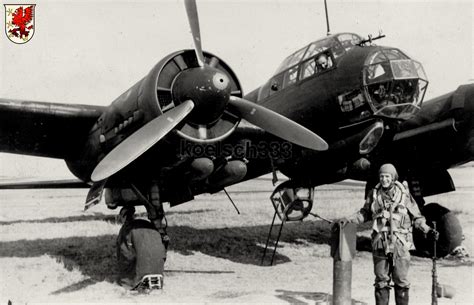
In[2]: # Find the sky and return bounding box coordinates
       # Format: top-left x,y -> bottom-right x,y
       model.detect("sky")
0,0 -> 473,178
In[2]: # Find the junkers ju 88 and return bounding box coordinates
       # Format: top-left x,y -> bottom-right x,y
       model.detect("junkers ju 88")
0,0 -> 471,290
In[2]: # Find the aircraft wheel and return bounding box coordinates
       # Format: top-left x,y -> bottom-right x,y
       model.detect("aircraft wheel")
412,202 -> 463,257
117,219 -> 167,287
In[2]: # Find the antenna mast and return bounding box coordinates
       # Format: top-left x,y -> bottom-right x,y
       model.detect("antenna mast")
324,0 -> 331,36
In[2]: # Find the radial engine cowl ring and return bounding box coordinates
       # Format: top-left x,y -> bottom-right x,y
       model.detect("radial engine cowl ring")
155,50 -> 243,143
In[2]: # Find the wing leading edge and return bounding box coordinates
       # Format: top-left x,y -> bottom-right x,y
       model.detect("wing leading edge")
391,84 -> 474,168
0,179 -> 90,189
0,98 -> 105,159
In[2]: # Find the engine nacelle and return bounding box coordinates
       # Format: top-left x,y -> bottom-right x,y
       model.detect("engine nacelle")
68,50 -> 242,181
104,187 -> 140,209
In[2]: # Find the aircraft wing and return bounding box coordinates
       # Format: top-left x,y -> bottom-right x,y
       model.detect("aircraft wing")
0,98 -> 105,159
221,84 -> 474,198
0,178 -> 90,189
391,84 -> 474,168
366,84 -> 474,197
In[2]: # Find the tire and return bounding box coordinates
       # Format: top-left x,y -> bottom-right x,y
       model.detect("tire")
412,203 -> 463,257
117,219 -> 167,284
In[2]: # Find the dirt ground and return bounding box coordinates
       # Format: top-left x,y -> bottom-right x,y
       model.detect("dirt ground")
0,166 -> 472,304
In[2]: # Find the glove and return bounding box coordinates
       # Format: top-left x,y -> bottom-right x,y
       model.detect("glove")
427,228 -> 440,241
161,233 -> 170,250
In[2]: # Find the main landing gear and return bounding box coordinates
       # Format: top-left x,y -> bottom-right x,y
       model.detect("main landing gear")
109,182 -> 169,292
412,202 -> 467,259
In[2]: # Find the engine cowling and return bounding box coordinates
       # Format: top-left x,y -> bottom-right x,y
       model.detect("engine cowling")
155,50 -> 243,143
67,50 -> 243,181
104,187 -> 140,209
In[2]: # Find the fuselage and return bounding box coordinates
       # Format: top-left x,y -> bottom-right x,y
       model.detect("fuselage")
66,32 -> 431,201
233,33 -> 431,184
245,33 -> 428,142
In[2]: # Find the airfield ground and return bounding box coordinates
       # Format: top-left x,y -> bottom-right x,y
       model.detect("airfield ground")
0,166 -> 472,304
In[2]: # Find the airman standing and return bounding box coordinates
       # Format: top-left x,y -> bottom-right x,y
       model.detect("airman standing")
339,164 -> 438,305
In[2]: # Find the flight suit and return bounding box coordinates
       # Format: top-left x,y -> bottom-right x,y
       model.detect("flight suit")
349,180 -> 431,305
116,218 -> 167,289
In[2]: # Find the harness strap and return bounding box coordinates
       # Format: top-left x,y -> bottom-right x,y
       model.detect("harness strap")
394,232 -> 409,247
372,230 -> 410,249
372,232 -> 383,249
374,211 -> 403,221
378,227 -> 409,234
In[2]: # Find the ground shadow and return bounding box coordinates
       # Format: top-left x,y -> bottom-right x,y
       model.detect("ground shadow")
165,217 -> 375,265
0,209 -> 214,225
275,289 -> 331,304
0,218 -> 376,294
0,220 -> 331,279
50,279 -> 97,295
0,235 -> 118,281
274,289 -> 366,304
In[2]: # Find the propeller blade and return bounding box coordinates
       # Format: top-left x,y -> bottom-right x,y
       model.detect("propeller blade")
184,0 -> 206,67
91,100 -> 195,182
228,96 -> 328,151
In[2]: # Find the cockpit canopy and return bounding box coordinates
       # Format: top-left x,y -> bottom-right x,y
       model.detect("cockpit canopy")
274,33 -> 363,74
363,49 -> 428,120
336,48 -> 428,124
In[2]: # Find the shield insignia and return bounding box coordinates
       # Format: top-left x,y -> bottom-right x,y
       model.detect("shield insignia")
4,4 -> 35,44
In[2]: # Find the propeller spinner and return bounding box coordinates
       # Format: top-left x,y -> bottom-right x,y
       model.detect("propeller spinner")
171,66 -> 231,125
91,0 -> 328,182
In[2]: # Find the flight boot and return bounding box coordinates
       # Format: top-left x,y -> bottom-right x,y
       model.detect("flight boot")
395,286 -> 409,305
374,287 -> 390,305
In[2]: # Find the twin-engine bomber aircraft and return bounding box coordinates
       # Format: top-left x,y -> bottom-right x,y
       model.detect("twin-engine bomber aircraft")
1,0 -> 472,286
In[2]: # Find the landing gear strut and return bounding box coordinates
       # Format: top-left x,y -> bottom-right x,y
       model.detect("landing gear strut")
130,182 -> 170,248
115,182 -> 169,291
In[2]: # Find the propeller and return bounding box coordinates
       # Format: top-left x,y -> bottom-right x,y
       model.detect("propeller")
184,0 -> 205,66
90,0 -> 328,182
182,0 -> 327,151
228,96 -> 328,151
91,100 -> 194,182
